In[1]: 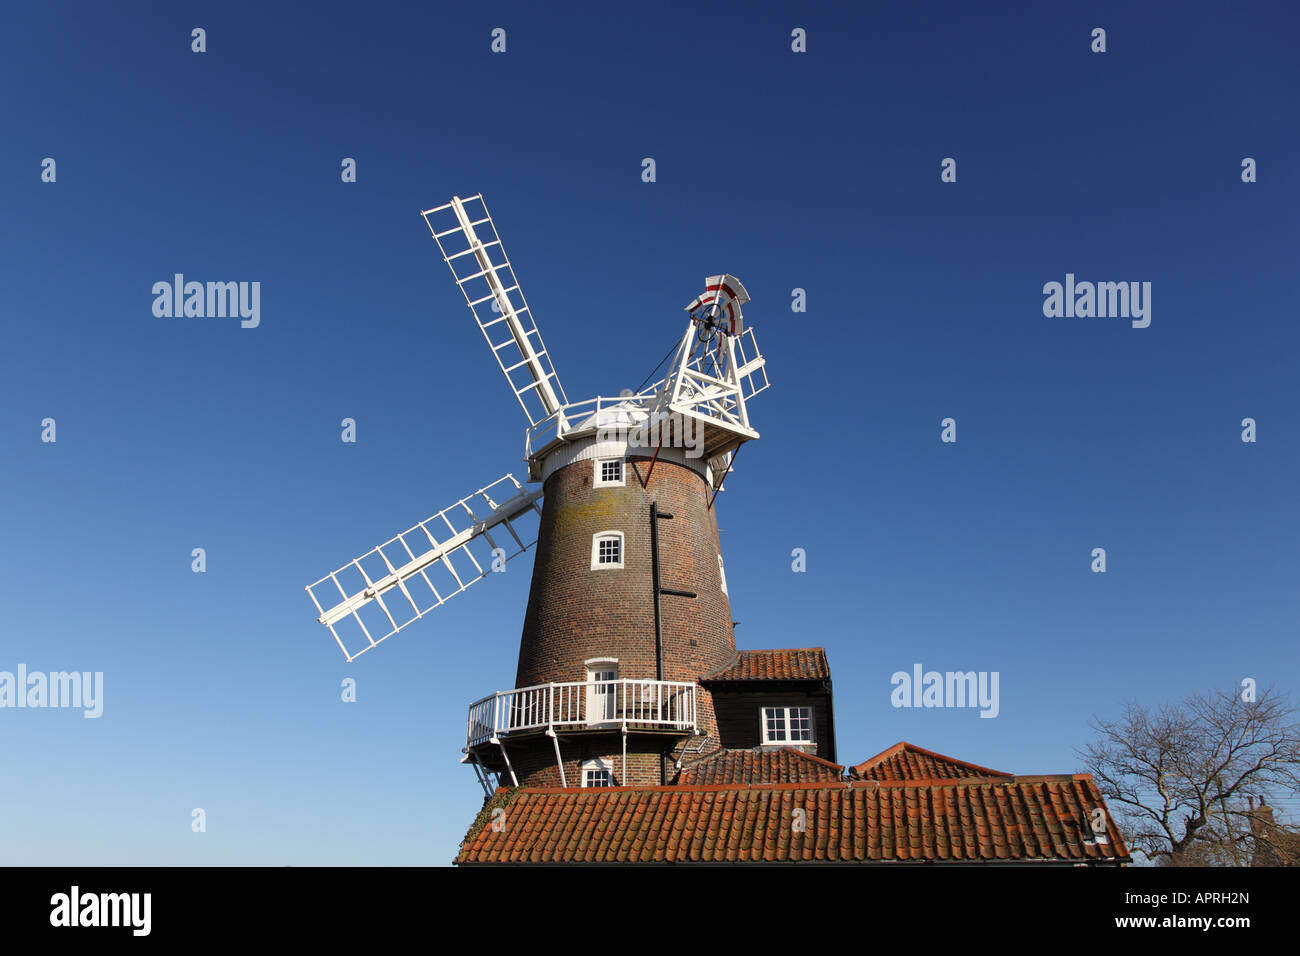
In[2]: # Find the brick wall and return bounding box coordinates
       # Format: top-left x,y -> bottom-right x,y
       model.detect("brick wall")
501,734 -> 682,788
508,451 -> 737,786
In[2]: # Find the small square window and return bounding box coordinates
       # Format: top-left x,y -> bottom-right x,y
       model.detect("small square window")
594,458 -> 625,488
583,758 -> 613,787
761,706 -> 814,745
591,532 -> 624,569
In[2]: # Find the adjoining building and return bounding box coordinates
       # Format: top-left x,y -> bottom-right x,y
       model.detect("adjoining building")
456,643 -> 1130,866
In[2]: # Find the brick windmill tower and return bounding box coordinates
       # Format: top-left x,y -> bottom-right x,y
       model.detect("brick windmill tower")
304,195 -> 1133,867
306,194 -> 771,793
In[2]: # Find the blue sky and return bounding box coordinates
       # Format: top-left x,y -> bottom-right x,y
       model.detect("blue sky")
2,0 -> 1297,865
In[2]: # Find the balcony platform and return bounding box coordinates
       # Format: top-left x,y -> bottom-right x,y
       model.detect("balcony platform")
463,679 -> 699,785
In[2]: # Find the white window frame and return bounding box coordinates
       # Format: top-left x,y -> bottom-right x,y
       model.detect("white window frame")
591,531 -> 624,570
594,457 -> 625,488
761,706 -> 814,745
637,679 -> 657,704
585,662 -> 618,727
582,757 -> 614,788
718,554 -> 728,595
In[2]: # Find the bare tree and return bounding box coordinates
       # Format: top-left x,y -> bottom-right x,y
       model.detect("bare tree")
1078,685 -> 1300,866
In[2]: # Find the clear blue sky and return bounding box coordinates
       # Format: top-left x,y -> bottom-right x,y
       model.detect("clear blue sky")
2,1 -> 1297,865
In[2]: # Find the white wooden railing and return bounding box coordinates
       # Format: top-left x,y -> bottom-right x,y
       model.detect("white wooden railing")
524,390 -> 660,457
466,679 -> 697,749
523,325 -> 767,457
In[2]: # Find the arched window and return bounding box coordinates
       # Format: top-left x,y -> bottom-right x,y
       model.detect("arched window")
591,531 -> 624,569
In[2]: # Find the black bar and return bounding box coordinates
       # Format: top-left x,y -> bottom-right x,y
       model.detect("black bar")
0,864 -> 1275,941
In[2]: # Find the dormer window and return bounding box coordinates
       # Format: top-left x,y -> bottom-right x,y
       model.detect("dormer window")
594,457 -> 625,488
761,706 -> 814,745
582,757 -> 614,787
591,531 -> 624,569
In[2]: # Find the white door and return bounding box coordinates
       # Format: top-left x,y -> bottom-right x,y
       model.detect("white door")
586,667 -> 617,727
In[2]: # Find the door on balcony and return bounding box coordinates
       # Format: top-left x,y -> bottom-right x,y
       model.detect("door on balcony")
586,665 -> 618,727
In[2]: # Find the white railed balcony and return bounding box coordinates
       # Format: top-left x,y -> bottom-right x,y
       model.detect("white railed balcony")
465,679 -> 697,749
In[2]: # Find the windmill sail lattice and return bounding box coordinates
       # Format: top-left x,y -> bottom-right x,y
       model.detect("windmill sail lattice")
421,195 -> 568,428
309,195 -> 771,669
306,475 -> 542,662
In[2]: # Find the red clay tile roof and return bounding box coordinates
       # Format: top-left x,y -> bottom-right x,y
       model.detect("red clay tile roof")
852,742 -> 1013,781
702,648 -> 830,681
455,775 -> 1131,865
677,748 -> 845,785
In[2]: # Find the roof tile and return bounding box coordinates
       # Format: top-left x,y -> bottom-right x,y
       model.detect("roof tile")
456,774 -> 1131,865
677,747 -> 844,784
702,648 -> 830,681
851,741 -> 1013,781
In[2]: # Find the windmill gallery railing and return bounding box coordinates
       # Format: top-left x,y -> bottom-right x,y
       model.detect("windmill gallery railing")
522,326 -> 768,459
465,679 -> 697,749
523,391 -> 657,458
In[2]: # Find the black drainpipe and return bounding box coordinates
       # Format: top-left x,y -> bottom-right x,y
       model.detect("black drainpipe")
649,501 -> 696,783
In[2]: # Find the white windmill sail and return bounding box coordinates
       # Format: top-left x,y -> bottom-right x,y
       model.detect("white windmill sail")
306,474 -> 543,662
421,194 -> 569,428
308,198 -> 775,663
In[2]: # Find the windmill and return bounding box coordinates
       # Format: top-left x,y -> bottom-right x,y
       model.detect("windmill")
305,194 -> 769,794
